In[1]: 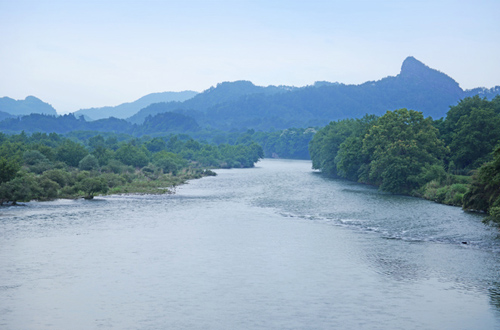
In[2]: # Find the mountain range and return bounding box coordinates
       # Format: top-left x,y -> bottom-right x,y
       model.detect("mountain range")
1,56 -> 499,134
135,56 -> 497,130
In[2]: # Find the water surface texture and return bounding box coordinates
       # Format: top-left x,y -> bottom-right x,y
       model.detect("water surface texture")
1,159 -> 500,329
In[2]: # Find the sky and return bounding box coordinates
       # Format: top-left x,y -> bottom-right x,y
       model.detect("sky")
1,0 -> 499,114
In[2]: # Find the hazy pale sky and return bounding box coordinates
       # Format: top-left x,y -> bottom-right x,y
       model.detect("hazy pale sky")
1,0 -> 499,113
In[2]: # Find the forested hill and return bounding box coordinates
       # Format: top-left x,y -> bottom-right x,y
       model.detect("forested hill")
0,96 -> 57,116
73,91 -> 198,120
0,111 -> 15,122
127,81 -> 297,124
193,57 -> 494,130
0,111 -> 200,136
126,57 -> 500,130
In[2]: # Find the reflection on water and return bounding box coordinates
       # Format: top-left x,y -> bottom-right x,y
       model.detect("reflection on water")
1,159 -> 499,329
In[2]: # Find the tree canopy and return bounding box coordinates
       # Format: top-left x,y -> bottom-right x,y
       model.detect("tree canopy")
463,145 -> 500,224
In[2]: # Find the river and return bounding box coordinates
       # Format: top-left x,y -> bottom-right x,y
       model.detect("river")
1,159 -> 500,329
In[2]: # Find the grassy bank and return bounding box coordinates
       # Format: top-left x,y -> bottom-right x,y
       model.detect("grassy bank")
414,174 -> 471,207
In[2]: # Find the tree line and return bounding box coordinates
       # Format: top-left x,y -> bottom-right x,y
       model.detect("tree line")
0,110 -> 317,160
309,96 -> 500,224
0,132 -> 263,204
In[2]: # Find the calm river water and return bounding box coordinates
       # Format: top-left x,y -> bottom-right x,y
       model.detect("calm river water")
1,159 -> 500,329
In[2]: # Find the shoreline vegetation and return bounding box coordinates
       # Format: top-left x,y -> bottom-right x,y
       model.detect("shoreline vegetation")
0,169 -> 214,206
0,132 -> 262,205
309,96 -> 500,225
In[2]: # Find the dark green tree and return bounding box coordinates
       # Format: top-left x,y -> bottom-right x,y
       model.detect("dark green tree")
145,137 -> 167,152
56,140 -> 88,167
0,157 -> 20,184
361,109 -> 447,194
41,169 -> 70,187
114,143 -> 149,168
448,107 -> 500,169
309,116 -> 375,177
79,177 -> 109,199
441,96 -> 500,171
309,120 -> 354,176
0,173 -> 42,204
79,154 -> 100,171
37,176 -> 60,200
153,151 -> 186,175
463,145 -> 500,224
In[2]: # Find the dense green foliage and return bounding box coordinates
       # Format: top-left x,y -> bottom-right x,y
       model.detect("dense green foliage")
309,97 -> 500,222
463,145 -> 500,224
204,128 -> 316,159
361,109 -> 447,194
435,95 -> 500,171
0,132 -> 262,204
309,116 -> 376,178
310,110 -> 448,194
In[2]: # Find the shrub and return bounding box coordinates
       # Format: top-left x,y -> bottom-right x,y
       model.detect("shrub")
42,169 -> 70,187
487,207 -> 500,224
78,177 -> 108,199
79,154 -> 100,171
55,141 -> 88,167
0,173 -> 42,204
59,185 -> 79,198
100,173 -> 126,188
37,177 -> 59,200
102,159 -> 125,174
23,150 -> 48,165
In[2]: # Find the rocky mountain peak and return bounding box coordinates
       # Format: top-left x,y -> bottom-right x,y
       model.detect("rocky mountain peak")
399,56 -> 462,92
400,56 -> 428,76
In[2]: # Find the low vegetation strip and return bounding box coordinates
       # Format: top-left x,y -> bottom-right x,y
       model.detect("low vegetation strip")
0,132 -> 261,204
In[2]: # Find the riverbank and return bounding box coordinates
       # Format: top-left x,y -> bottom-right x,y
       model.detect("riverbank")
317,169 -> 484,221
0,166 -> 218,205
98,168 -> 217,197
0,131 -> 262,205
5,159 -> 500,330
413,174 -> 471,207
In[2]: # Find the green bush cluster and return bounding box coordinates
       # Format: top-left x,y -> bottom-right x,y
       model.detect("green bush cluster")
462,145 -> 500,224
309,110 -> 446,195
421,181 -> 469,206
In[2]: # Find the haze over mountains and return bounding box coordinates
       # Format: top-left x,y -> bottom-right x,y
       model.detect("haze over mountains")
0,96 -> 58,121
1,56 -> 499,134
142,56 -> 496,131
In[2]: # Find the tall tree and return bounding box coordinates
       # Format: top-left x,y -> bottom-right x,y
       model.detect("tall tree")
55,140 -> 88,167
0,157 -> 20,184
441,95 -> 500,170
463,145 -> 500,223
309,119 -> 362,176
361,109 -> 447,194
